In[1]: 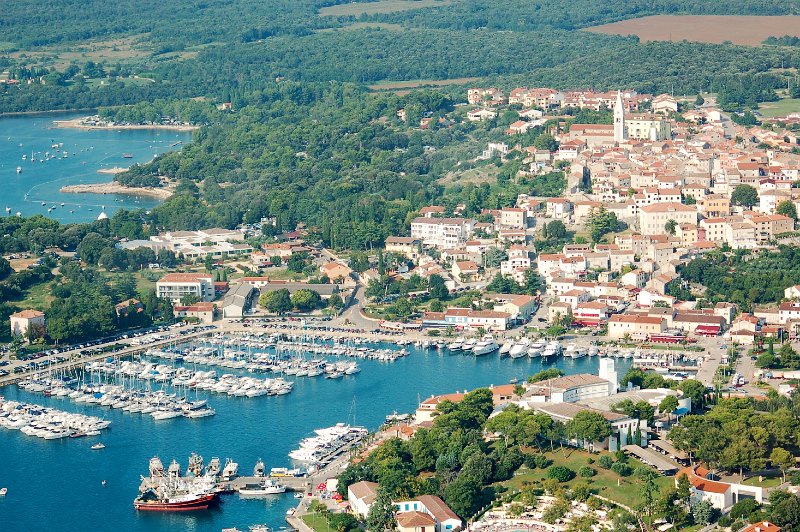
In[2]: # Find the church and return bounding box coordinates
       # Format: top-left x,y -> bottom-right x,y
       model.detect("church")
614,90 -> 672,142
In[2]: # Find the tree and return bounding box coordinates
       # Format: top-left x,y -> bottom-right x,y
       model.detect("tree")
776,200 -> 798,221
259,288 -> 292,314
544,220 -> 567,240
443,476 -> 481,519
483,247 -> 507,268
291,289 -> 321,311
665,219 -> 678,235
349,251 -> 370,273
366,487 -> 396,532
534,133 -> 558,152
0,257 -> 12,281
731,184 -> 759,209
328,293 -> 344,310
528,368 -> 564,383
588,207 -> 620,243
659,395 -> 679,424
679,380 -> 707,412
695,95 -> 705,106
566,411 -> 611,448
636,467 -> 661,524
428,274 -> 448,300
547,465 -> 575,482
691,499 -> 714,525
771,447 -> 794,482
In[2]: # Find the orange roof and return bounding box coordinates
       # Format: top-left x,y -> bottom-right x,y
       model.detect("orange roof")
397,511 -> 436,528
741,522 -> 781,532
11,309 -> 44,319
158,273 -> 212,283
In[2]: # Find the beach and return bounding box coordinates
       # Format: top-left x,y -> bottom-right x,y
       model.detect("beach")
60,182 -> 174,200
52,117 -> 199,132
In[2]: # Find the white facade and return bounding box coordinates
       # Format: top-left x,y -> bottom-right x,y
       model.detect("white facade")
156,274 -> 215,303
410,217 -> 475,249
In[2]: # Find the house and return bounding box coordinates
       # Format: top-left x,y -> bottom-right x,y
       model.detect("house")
115,298 -> 143,317
348,481 -> 380,518
173,302 -> 215,324
397,511 -> 436,532
452,261 -> 480,283
779,301 -> 800,324
652,94 -> 678,115
415,384 -> 518,423
532,402 -> 641,451
222,283 -> 256,318
320,261 -> 353,283
489,294 -> 538,320
395,495 -> 462,532
677,464 -> 765,511
638,203 -> 698,236
498,208 -> 527,229
607,314 -> 666,340
156,273 -> 215,303
385,236 -> 422,261
545,198 -> 572,220
785,285 -> 800,300
9,309 -> 45,337
741,522 -> 781,532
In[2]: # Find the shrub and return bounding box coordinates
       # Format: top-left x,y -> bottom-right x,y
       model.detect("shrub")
586,458 -> 594,464
547,466 -> 576,482
579,466 -> 596,478
542,500 -> 570,524
534,454 -> 553,469
598,455 -> 613,469
611,462 -> 633,477
572,483 -> 592,501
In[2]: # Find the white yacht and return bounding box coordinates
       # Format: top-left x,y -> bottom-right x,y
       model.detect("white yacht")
462,339 -> 477,351
499,341 -> 514,356
528,340 -> 545,358
509,339 -> 530,359
473,336 -> 499,356
446,340 -> 464,351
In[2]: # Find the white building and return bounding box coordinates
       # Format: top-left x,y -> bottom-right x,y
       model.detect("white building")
410,217 -> 475,249
156,273 -> 215,303
348,481 -> 379,518
9,309 -> 45,337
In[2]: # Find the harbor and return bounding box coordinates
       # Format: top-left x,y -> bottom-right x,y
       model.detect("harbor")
0,334 -> 635,532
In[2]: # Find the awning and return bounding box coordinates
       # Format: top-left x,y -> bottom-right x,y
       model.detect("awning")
695,325 -> 720,335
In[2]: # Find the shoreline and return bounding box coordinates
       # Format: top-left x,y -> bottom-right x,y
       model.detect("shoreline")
0,108 -> 97,118
52,117 -> 199,132
60,182 -> 174,200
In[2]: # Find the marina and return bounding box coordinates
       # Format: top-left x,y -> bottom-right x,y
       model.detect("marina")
0,334 -> 633,532
0,112 -> 192,222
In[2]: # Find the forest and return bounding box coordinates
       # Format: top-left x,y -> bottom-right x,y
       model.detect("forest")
2,1 -> 800,113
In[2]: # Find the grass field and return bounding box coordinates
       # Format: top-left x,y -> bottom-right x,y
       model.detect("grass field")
758,97 -> 800,118
501,448 -> 673,509
7,281 -> 55,312
319,22 -> 406,33
368,76 -> 480,91
302,513 -> 333,532
586,15 -> 800,47
319,0 -> 449,17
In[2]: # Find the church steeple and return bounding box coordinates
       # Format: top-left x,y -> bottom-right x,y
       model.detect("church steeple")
613,90 -> 626,144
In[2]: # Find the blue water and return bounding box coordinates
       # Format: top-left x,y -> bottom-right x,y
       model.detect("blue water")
0,345 -> 631,532
0,113 -> 192,223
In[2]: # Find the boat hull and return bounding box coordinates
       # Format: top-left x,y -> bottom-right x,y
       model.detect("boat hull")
134,493 -> 218,511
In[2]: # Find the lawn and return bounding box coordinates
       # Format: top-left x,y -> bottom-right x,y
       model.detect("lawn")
7,280 -> 55,310
302,513 -> 334,532
758,97 -> 800,118
262,268 -> 306,281
742,473 -> 783,488
500,448 -> 673,509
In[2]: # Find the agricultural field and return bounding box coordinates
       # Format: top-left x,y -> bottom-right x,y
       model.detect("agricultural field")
586,15 -> 800,47
758,97 -> 800,117
319,0 -> 450,17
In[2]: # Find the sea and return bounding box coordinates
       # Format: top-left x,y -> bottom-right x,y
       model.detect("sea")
0,112 -> 193,224
0,343 -> 632,532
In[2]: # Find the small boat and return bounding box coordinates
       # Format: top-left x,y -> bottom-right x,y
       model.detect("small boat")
238,479 -> 286,497
0,487 -> 7,496
122,153 -> 133,158
91,443 -> 106,450
293,493 -> 304,499
250,525 -> 270,532
16,166 -> 22,173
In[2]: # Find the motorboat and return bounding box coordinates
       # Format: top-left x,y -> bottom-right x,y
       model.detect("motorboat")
499,341 -> 514,356
509,339 -> 530,358
237,479 -> 286,497
473,336 -> 499,356
91,443 -> 106,450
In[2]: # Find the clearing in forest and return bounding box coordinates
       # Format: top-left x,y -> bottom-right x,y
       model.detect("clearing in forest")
319,0 -> 450,17
586,15 -> 800,47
